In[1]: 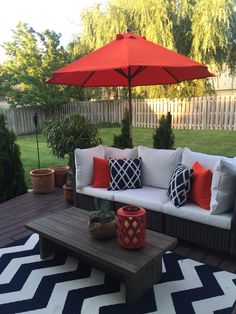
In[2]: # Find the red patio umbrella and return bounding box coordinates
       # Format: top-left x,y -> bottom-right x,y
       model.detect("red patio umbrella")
47,32 -> 214,127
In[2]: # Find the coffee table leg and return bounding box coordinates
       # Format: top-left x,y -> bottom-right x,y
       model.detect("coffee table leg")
40,236 -> 55,259
125,257 -> 162,304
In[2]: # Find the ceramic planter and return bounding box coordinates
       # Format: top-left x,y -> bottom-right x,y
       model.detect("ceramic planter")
30,168 -> 55,194
63,183 -> 73,204
50,165 -> 69,187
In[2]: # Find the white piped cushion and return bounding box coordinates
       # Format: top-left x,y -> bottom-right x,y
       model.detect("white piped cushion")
182,147 -> 221,171
211,158 -> 236,214
163,200 -> 232,230
104,146 -> 138,159
138,146 -> 183,189
113,186 -> 169,213
75,145 -> 105,189
182,148 -> 236,214
77,186 -> 115,201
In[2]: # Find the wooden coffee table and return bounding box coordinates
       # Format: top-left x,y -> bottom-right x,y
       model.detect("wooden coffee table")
25,207 -> 177,304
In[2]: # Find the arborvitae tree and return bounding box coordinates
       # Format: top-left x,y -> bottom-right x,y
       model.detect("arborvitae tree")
0,114 -> 27,203
113,108 -> 132,148
153,113 -> 175,149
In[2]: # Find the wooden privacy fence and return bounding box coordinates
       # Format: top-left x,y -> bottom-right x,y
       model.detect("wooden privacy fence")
1,95 -> 236,135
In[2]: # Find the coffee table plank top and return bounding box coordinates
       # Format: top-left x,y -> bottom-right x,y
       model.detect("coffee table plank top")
26,207 -> 177,276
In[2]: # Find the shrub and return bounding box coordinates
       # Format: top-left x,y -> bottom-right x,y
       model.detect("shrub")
0,114 -> 27,203
153,113 -> 175,149
113,108 -> 132,148
42,114 -> 102,169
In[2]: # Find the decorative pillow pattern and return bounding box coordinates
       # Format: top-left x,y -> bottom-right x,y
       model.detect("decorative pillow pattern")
92,157 -> 110,188
109,158 -> 142,191
168,164 -> 193,207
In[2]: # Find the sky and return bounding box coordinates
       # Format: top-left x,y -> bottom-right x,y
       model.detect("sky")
0,0 -> 105,62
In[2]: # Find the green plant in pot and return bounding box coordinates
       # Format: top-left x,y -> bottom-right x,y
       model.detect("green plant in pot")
42,114 -> 101,203
88,198 -> 117,239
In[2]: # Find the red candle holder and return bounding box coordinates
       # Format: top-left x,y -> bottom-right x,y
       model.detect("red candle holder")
117,205 -> 146,249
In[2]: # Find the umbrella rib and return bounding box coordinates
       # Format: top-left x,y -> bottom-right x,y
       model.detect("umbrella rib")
131,66 -> 147,79
115,69 -> 128,79
81,71 -> 96,86
115,66 -> 147,80
162,67 -> 180,83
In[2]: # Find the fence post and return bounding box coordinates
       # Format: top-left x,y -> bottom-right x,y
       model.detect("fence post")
202,97 -> 207,130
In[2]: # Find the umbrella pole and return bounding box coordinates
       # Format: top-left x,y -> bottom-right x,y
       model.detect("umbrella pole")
128,68 -> 133,147
128,67 -> 132,126
128,83 -> 132,126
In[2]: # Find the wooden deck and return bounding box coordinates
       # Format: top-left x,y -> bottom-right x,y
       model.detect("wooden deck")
0,189 -> 236,273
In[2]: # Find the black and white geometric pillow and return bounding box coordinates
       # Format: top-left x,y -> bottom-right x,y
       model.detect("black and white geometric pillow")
108,158 -> 142,190
168,164 -> 193,207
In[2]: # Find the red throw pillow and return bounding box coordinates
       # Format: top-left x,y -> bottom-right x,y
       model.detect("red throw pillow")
92,157 -> 110,188
189,161 -> 212,209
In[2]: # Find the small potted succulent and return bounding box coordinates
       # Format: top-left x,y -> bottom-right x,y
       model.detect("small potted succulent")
42,114 -> 101,203
88,198 -> 117,239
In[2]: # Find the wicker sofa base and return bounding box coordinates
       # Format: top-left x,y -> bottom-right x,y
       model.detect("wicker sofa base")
74,192 -> 114,211
75,193 -> 165,233
165,214 -> 230,253
74,192 -> 234,255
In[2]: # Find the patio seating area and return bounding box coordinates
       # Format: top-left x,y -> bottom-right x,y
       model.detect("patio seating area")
1,188 -> 236,274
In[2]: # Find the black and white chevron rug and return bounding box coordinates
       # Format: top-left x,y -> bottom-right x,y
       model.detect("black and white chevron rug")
0,234 -> 235,314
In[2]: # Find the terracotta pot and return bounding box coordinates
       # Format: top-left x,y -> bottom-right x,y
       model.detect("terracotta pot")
63,184 -> 74,204
88,218 -> 117,239
50,165 -> 69,187
30,168 -> 55,194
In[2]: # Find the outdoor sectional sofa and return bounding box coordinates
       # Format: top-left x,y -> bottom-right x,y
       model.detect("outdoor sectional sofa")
74,145 -> 236,256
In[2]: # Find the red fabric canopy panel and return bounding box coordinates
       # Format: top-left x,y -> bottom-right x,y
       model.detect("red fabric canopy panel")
47,33 -> 214,87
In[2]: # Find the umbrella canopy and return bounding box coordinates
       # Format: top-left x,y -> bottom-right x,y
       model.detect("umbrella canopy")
47,32 -> 214,126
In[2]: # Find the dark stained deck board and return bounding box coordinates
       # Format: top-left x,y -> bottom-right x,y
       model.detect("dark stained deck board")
0,189 -> 71,247
0,189 -> 236,273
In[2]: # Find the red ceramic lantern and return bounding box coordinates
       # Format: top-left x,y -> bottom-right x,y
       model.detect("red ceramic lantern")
117,205 -> 146,249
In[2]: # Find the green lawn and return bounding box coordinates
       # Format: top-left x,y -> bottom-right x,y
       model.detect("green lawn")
17,134 -> 69,187
17,128 -> 236,187
99,127 -> 236,156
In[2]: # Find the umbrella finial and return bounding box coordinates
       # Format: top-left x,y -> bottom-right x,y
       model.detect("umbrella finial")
126,28 -> 131,33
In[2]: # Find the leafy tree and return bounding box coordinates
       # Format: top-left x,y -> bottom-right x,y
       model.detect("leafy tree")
191,0 -> 234,72
170,0 -> 195,57
228,6 -> 236,76
113,108 -> 132,148
153,113 -> 175,149
72,0 -> 235,99
74,0 -> 175,100
0,114 -> 27,203
0,22 -> 84,109
42,114 -> 102,169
